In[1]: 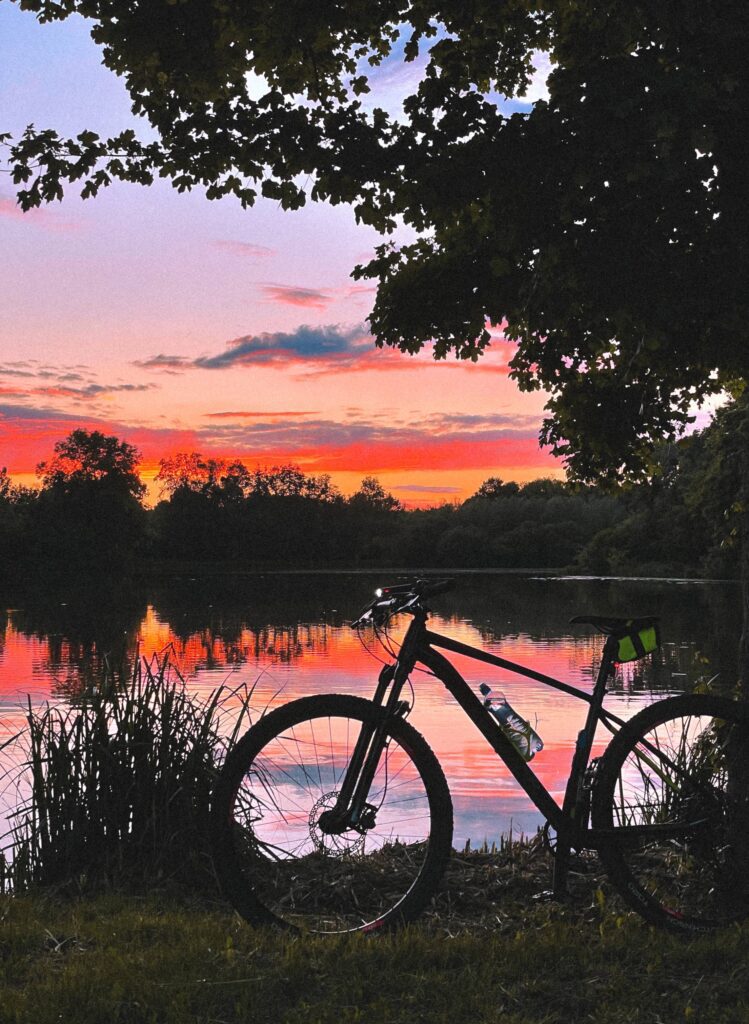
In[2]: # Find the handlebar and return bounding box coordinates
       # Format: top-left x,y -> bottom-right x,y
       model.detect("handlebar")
351,578 -> 453,628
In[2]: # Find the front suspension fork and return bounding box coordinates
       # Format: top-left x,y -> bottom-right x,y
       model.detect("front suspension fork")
320,660 -> 410,833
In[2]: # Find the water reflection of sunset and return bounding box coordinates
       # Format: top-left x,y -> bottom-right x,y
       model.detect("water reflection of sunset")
137,604 -> 337,676
1,575 -> 722,845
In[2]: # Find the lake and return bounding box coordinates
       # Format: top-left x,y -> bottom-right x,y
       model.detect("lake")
0,571 -> 741,846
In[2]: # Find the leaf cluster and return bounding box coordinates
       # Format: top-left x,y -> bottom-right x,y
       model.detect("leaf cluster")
5,2 -> 749,479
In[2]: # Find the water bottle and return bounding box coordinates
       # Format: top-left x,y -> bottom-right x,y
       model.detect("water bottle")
479,683 -> 543,761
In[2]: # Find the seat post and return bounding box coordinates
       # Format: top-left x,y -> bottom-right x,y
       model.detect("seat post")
593,636 -> 617,698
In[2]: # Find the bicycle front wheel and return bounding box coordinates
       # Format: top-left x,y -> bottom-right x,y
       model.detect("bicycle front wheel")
211,694 -> 453,933
592,694 -> 749,933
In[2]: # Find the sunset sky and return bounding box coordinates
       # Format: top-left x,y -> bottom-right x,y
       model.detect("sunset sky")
1,5 -> 562,505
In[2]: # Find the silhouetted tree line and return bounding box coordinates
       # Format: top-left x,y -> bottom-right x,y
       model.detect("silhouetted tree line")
0,407 -> 742,579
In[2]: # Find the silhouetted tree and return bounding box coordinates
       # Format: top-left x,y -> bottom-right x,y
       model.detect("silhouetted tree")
349,477 -> 403,513
469,478 -> 521,501
250,465 -> 340,502
34,429 -> 146,570
37,430 -> 145,499
0,466 -> 37,573
155,453 -> 228,497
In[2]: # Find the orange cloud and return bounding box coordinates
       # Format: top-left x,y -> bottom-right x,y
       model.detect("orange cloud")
288,437 -> 554,473
1,402 -> 553,495
205,410 -> 318,419
0,405 -> 197,475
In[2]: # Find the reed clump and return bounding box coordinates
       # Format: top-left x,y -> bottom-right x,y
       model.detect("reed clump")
1,654 -> 252,896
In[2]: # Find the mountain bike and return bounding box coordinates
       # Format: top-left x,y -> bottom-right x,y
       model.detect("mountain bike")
211,578 -> 749,935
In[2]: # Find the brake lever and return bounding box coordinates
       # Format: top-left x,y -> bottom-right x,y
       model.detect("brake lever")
370,598 -> 397,626
352,597 -> 396,629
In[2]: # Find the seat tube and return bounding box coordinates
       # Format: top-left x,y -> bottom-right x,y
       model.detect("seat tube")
553,638 -> 616,893
570,638 -> 616,799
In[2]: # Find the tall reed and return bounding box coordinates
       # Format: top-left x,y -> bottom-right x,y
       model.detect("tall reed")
2,653 -> 253,895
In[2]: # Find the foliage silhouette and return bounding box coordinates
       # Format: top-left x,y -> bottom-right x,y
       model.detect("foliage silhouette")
5,3 -> 747,675
34,430 -> 147,570
0,411 -> 742,580
4,6 -> 745,471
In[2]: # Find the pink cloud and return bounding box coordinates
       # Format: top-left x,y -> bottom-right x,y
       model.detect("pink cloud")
211,239 -> 275,259
344,284 -> 377,298
260,284 -> 333,310
0,377 -> 153,403
139,323 -> 513,377
0,197 -> 79,232
132,355 -> 192,373
194,324 -> 369,369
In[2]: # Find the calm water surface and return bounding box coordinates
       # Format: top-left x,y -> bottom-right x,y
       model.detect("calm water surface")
0,571 -> 741,844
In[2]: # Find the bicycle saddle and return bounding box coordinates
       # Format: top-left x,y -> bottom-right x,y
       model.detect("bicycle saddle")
570,614 -> 659,636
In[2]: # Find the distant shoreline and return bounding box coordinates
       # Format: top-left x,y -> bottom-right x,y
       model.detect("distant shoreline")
1,562 -> 741,589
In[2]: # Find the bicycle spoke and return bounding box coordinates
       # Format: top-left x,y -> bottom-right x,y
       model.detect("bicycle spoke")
594,697 -> 749,932
214,698 -> 451,933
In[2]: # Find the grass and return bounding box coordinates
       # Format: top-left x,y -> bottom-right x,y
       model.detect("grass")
2,884 -> 748,1024
2,663 -> 746,1021
2,708 -> 747,1023
1,652 -> 253,895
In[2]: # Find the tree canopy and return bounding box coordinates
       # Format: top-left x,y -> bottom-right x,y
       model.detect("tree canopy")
37,429 -> 145,499
349,476 -> 403,512
5,2 -> 749,673
1,420 -> 742,584
155,453 -> 250,499
6,1 -> 748,483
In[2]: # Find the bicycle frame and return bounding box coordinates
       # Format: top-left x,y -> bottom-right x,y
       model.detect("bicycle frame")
329,607 -> 632,893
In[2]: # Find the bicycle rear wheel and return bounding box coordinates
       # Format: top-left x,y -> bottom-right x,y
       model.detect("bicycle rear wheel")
592,694 -> 749,933
211,694 -> 453,933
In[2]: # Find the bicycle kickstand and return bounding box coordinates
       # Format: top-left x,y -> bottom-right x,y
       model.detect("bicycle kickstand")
551,834 -> 572,897
532,829 -> 573,904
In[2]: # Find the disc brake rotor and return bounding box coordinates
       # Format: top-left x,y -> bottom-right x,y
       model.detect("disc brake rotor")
309,791 -> 365,855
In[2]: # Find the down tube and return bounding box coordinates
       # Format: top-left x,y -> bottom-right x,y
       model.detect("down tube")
417,645 -> 565,831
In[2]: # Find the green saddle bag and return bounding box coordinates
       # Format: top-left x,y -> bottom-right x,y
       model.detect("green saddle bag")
615,620 -> 660,663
